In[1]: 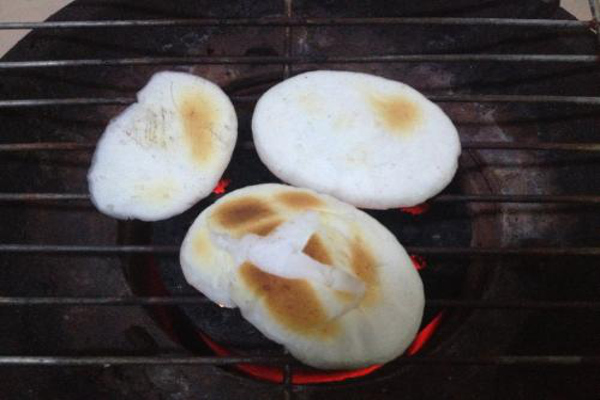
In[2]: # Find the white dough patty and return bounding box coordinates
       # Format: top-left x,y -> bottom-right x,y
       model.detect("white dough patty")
252,70 -> 461,209
88,71 -> 237,221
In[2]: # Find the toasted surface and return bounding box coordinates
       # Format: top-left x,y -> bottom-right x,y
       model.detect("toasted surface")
88,71 -> 237,221
252,70 -> 461,209
180,184 -> 425,369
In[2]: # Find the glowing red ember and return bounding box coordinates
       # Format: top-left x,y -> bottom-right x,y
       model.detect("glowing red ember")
399,203 -> 430,215
410,255 -> 427,271
213,178 -> 231,194
199,311 -> 444,384
406,312 -> 444,355
200,333 -> 383,384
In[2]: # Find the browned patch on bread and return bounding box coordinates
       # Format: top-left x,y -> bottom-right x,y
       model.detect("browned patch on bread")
303,234 -> 332,265
212,197 -> 275,229
179,90 -> 219,165
240,262 -> 338,337
334,289 -> 357,303
370,94 -> 422,134
277,191 -> 324,210
192,230 -> 211,258
351,237 -> 379,306
246,218 -> 284,237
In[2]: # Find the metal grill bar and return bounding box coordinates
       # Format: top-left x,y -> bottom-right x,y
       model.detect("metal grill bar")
283,361 -> 293,400
460,142 -> 600,151
0,297 -> 598,309
0,355 -> 597,366
282,0 -> 293,79
2,94 -> 600,108
589,0 -> 600,44
0,244 -> 598,256
411,247 -> 600,256
426,94 -> 600,104
281,7 -> 295,393
0,356 -> 287,366
0,98 -> 134,108
3,141 -> 599,152
0,244 -> 179,254
387,356 -> 600,366
1,193 -> 599,204
0,17 -> 593,29
433,194 -> 600,204
426,300 -> 600,309
0,194 -> 90,201
0,143 -> 95,151
0,54 -> 596,70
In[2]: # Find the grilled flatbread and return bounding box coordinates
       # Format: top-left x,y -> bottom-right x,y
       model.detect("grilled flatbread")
180,184 -> 424,369
252,70 -> 461,209
88,71 -> 237,221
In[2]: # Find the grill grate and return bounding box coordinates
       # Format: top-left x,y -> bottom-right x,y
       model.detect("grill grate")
1,243 -> 600,255
1,54 -> 599,69
2,193 -> 600,203
0,17 -> 594,29
1,0 -> 600,399
0,296 -> 599,310
2,140 -> 600,151
1,355 -> 599,366
1,94 -> 600,107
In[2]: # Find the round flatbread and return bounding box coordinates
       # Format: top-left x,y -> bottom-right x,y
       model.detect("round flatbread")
252,70 -> 461,209
180,184 -> 424,369
88,71 -> 237,221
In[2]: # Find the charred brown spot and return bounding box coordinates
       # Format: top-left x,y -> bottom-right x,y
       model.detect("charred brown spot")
180,91 -> 218,165
277,191 -> 324,210
370,94 -> 422,134
303,234 -> 332,265
212,197 -> 275,229
351,237 -> 379,305
246,218 -> 284,237
240,262 -> 337,337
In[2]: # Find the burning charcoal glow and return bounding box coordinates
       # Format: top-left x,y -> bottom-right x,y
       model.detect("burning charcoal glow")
406,312 -> 444,356
410,255 -> 428,271
199,312 -> 445,384
399,203 -> 431,215
213,178 -> 231,194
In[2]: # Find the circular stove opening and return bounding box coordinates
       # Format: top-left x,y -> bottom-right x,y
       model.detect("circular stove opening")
121,165 -> 502,384
119,72 -> 506,382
